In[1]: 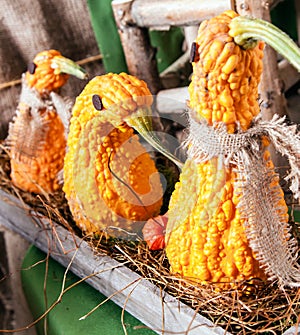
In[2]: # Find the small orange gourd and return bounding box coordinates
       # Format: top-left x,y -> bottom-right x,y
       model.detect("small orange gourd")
142,214 -> 168,250
63,72 -> 163,237
7,49 -> 87,194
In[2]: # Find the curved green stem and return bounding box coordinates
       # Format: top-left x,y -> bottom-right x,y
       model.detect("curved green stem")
126,109 -> 184,170
229,16 -> 300,72
51,55 -> 88,79
100,104 -> 184,169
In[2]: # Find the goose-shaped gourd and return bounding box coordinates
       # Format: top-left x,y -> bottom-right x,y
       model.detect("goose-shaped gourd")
7,49 -> 87,194
165,11 -> 289,287
63,72 -> 163,238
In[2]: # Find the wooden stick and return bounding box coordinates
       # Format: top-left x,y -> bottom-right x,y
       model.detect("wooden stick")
159,51 -> 190,88
75,53 -> 102,66
160,51 -> 190,78
232,0 -> 286,12
236,0 -> 287,119
278,58 -> 300,92
130,0 -> 232,28
112,0 -> 162,94
0,79 -> 22,91
156,86 -> 189,115
235,0 -> 288,170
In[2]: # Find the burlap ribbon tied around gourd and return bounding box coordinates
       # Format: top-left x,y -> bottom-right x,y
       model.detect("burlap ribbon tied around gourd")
185,111 -> 300,288
6,75 -> 73,161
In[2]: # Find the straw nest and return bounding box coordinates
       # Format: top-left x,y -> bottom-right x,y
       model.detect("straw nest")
1,143 -> 300,335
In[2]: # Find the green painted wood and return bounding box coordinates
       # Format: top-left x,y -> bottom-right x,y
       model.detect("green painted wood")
21,245 -> 157,335
149,28 -> 184,73
87,0 -> 128,73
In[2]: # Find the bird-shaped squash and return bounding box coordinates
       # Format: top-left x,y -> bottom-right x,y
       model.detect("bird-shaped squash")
6,49 -> 87,194
63,72 -> 163,238
165,10 -> 300,287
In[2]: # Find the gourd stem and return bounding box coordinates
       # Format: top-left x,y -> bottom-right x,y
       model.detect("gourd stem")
127,112 -> 184,169
229,16 -> 300,72
52,56 -> 88,79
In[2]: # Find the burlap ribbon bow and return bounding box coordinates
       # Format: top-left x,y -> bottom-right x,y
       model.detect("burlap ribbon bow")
185,113 -> 300,287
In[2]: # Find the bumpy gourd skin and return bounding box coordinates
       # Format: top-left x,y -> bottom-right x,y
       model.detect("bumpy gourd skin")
63,72 -> 163,237
188,10 -> 264,134
10,108 -> 66,193
8,50 -> 84,194
166,10 -> 275,285
25,49 -> 70,93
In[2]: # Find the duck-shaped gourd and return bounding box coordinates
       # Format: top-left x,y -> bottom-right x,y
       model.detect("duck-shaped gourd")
63,72 -> 163,238
165,10 -> 300,288
6,49 -> 87,194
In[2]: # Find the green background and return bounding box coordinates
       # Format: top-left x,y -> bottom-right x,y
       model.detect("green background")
22,246 -> 156,335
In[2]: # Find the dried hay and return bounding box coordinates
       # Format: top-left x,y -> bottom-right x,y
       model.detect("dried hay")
1,142 -> 300,334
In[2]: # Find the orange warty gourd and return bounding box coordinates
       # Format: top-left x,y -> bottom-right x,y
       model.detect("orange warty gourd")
165,10 -> 288,285
7,49 -> 87,194
25,50 -> 76,93
63,72 -> 163,237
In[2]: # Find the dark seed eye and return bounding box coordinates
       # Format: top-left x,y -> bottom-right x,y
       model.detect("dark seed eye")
27,62 -> 37,74
92,94 -> 103,110
190,42 -> 199,63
